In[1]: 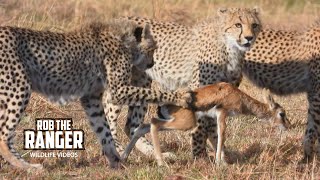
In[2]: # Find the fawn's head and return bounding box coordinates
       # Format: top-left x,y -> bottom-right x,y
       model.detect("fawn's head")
263,89 -> 290,131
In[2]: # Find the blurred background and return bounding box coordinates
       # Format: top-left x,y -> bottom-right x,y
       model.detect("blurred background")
0,0 -> 319,30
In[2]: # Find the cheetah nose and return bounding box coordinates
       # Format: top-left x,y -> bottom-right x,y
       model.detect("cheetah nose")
245,36 -> 254,41
147,61 -> 154,68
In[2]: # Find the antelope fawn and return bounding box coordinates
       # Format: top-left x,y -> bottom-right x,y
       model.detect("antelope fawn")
122,82 -> 290,166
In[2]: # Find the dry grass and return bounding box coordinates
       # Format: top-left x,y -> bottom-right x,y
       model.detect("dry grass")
0,0 -> 320,179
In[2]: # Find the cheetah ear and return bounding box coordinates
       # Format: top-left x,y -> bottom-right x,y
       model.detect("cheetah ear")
252,6 -> 260,14
133,24 -> 152,43
133,26 -> 143,43
141,24 -> 152,40
217,7 -> 228,15
139,23 -> 156,50
263,88 -> 276,109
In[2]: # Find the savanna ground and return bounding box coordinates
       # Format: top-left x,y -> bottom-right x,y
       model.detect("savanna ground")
0,0 -> 320,179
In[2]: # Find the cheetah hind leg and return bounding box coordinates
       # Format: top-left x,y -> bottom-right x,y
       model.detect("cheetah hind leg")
0,140 -> 43,170
0,109 -> 42,170
0,87 -> 42,170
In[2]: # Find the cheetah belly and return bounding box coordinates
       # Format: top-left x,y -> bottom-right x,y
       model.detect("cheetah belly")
146,39 -> 195,91
28,68 -> 105,105
243,60 -> 310,94
146,65 -> 193,91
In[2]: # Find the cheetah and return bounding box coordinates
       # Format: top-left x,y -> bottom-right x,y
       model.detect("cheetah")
244,24 -> 320,163
0,20 -> 192,170
105,8 -> 261,158
122,82 -> 289,166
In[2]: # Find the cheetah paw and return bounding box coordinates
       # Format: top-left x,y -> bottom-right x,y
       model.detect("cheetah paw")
25,163 -> 44,173
30,163 -> 43,169
174,87 -> 192,108
162,152 -> 177,159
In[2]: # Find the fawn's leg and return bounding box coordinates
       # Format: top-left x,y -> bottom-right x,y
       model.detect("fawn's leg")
150,119 -> 165,166
125,104 -> 155,156
121,123 -> 150,160
122,117 -> 181,162
150,117 -> 188,166
216,109 -> 227,165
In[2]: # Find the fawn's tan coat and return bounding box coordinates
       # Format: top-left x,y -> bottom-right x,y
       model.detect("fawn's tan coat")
122,82 -> 289,166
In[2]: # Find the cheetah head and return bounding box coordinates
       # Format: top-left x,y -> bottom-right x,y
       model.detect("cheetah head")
218,8 -> 261,51
263,89 -> 290,131
118,20 -> 156,71
131,24 -> 156,71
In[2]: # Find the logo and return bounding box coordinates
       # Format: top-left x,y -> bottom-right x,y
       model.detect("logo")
24,118 -> 85,150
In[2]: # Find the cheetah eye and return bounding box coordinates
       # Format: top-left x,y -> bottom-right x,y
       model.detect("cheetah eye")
235,23 -> 242,28
252,23 -> 259,29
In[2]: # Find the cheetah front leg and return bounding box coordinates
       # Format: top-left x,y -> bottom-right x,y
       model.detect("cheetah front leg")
103,101 -> 125,154
301,62 -> 320,164
103,92 -> 159,157
301,92 -> 320,163
80,93 -> 120,168
105,68 -> 159,157
124,68 -> 155,156
191,116 -> 209,159
125,104 -> 155,156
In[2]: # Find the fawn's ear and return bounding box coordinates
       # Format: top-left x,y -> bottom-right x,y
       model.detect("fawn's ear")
263,89 -> 276,109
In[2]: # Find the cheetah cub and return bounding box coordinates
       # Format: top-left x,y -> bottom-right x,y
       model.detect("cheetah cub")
0,21 -> 192,170
122,82 -> 290,166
